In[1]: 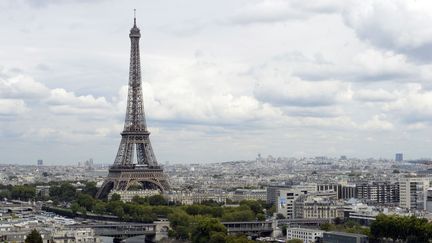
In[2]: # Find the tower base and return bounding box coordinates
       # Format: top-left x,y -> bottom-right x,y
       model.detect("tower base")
96,165 -> 170,199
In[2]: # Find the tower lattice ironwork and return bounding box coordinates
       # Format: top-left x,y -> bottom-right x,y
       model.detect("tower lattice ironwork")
96,14 -> 170,199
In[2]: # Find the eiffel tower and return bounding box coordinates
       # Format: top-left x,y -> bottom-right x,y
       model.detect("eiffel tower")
96,13 -> 170,199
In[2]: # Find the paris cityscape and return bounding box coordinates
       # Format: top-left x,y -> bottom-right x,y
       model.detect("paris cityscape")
2,1 -> 432,243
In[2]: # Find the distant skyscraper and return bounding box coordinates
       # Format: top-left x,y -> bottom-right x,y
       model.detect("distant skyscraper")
395,153 -> 403,162
37,159 -> 43,166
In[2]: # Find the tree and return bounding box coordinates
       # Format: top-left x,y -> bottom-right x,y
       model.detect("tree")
320,222 -> 335,231
226,235 -> 255,243
93,201 -> 106,215
334,217 -> 342,225
221,210 -> 255,222
82,181 -> 98,197
256,213 -> 265,221
266,204 -> 276,216
281,225 -> 288,236
25,229 -> 43,243
147,194 -> 167,205
70,202 -> 80,214
344,219 -> 359,228
49,183 -> 76,202
110,193 -> 121,201
77,193 -> 95,211
371,214 -> 431,242
191,217 -> 227,243
132,196 -> 148,205
276,213 -> 286,219
287,239 -> 303,243
151,206 -> 173,218
78,206 -> 87,216
168,210 -> 192,240
239,200 -> 263,215
209,232 -> 226,243
201,199 -> 221,207
0,190 -> 11,200
113,205 -> 125,219
11,185 -> 36,201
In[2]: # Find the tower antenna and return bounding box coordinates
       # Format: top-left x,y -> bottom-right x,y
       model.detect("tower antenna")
134,9 -> 136,26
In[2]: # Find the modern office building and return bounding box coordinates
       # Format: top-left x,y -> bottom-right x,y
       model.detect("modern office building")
267,185 -> 291,204
343,202 -> 378,226
317,183 -> 356,199
37,159 -> 43,166
339,184 -> 357,199
277,184 -> 316,219
399,176 -> 431,211
395,153 -> 403,162
356,181 -> 399,205
317,184 -> 338,193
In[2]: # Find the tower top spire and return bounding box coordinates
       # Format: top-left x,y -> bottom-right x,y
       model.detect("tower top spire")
130,9 -> 140,38
134,9 -> 136,26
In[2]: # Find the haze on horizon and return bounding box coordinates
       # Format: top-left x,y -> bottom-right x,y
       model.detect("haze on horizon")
1,0 -> 432,165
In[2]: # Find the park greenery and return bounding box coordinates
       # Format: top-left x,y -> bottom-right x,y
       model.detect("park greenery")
286,239 -> 303,243
370,214 -> 432,242
319,218 -> 371,236
319,215 -> 432,243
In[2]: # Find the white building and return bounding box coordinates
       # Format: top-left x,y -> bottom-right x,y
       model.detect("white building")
286,227 -> 324,243
166,190 -> 229,205
399,176 -> 431,211
294,194 -> 343,219
277,184 -> 317,219
108,190 -> 160,202
51,228 -> 101,243
232,189 -> 267,202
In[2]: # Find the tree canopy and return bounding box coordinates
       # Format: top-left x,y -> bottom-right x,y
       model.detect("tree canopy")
25,229 -> 43,243
370,214 -> 432,242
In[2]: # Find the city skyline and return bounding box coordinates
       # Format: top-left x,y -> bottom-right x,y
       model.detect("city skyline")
2,0 -> 432,164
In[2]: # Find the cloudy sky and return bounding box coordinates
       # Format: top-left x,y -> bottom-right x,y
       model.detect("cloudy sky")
1,0 -> 432,164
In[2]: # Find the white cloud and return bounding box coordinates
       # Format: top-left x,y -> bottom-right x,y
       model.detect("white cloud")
360,115 -> 394,131
1,0 -> 432,163
230,0 -> 307,25
0,99 -> 27,116
48,89 -> 110,108
353,49 -> 414,80
46,88 -> 113,117
342,0 -> 432,61
253,76 -> 352,107
383,84 -> 432,124
354,88 -> 397,102
0,74 -> 50,99
229,0 -> 346,25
